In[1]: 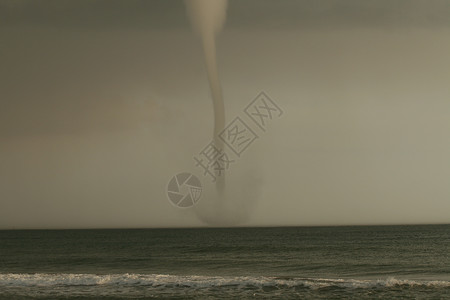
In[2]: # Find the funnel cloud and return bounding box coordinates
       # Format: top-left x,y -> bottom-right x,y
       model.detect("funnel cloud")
184,0 -> 261,226
184,0 -> 228,192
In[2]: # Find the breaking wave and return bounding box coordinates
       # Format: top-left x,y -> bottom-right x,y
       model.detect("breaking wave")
1,273 -> 450,289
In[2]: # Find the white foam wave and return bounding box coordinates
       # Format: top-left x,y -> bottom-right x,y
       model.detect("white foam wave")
0,273 -> 449,289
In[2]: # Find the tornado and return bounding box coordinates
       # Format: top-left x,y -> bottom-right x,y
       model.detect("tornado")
184,0 -> 228,192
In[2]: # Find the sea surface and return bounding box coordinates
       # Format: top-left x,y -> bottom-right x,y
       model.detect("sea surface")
0,225 -> 449,299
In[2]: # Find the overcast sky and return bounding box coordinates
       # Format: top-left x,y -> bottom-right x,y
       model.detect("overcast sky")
1,0 -> 450,229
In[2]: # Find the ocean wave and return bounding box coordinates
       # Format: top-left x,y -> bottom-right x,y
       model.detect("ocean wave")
0,273 -> 449,289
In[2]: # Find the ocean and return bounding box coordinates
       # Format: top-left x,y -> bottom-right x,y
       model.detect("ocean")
0,225 -> 449,299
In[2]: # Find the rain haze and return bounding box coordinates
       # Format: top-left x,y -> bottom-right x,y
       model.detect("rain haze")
1,0 -> 450,229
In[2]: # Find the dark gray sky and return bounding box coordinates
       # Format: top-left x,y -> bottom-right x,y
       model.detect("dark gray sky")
2,0 -> 450,29
1,0 -> 450,229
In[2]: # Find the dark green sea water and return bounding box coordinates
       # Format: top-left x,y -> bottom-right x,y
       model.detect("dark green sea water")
1,225 -> 449,299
